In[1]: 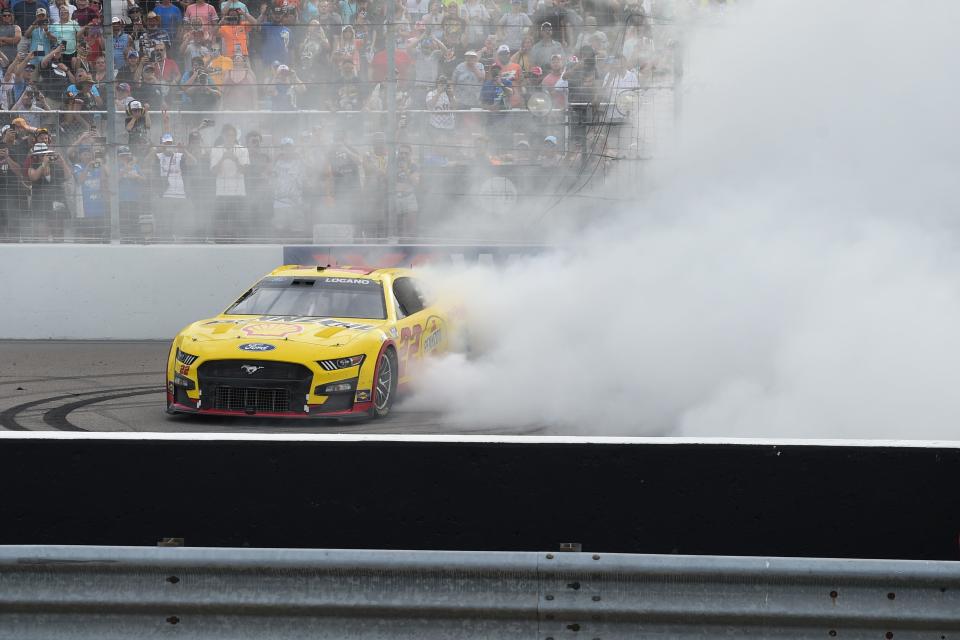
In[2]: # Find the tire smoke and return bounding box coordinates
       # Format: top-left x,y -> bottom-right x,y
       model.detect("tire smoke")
407,0 -> 960,439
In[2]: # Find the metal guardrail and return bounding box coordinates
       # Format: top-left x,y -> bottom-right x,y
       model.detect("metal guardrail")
1,546 -> 958,638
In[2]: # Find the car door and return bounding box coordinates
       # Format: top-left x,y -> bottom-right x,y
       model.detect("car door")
392,276 -> 446,382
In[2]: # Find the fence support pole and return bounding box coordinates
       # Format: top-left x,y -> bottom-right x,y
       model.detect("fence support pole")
385,1 -> 398,242
101,1 -> 121,243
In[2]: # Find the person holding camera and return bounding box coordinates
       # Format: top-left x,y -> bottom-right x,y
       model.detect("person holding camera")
25,8 -> 58,56
186,0 -> 219,41
72,144 -> 108,239
180,55 -> 222,109
0,125 -> 25,239
26,141 -> 70,241
125,99 -> 151,151
14,0 -> 50,35
36,41 -> 73,108
180,17 -> 213,69
153,0 -> 184,43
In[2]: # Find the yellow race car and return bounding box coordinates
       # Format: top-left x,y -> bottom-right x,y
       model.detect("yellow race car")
166,265 -> 451,420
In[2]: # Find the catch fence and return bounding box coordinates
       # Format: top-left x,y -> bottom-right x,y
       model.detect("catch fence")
0,86 -> 676,244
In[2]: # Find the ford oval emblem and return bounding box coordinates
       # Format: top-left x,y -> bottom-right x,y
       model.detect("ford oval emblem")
238,342 -> 276,352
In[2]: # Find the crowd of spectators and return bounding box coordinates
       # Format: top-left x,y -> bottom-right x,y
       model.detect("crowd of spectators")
0,0 -> 700,242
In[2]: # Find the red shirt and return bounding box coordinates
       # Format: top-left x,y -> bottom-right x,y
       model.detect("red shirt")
370,49 -> 412,83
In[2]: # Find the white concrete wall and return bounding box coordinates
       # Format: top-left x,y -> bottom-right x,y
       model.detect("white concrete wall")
0,245 -> 284,339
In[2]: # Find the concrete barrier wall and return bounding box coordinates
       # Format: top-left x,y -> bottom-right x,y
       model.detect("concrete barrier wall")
0,244 -> 547,339
0,245 -> 284,340
2,433 -> 959,560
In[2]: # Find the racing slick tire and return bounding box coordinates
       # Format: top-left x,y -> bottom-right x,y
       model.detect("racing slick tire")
372,348 -> 398,419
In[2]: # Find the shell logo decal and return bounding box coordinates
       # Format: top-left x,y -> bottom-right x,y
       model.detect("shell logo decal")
241,322 -> 304,338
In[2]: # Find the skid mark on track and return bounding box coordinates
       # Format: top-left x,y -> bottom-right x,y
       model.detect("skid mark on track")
0,386 -> 159,431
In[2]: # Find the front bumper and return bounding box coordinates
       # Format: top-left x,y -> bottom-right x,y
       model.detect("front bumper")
167,356 -> 375,420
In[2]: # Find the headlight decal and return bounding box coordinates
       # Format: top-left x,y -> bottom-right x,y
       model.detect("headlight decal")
176,348 -> 199,365
317,355 -> 365,371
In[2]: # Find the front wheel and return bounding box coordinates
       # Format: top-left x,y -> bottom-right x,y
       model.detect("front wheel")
371,348 -> 397,419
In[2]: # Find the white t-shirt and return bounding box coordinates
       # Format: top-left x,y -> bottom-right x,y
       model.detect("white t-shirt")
210,144 -> 250,197
157,152 -> 186,198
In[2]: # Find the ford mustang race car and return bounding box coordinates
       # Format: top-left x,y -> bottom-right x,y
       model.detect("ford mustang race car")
166,265 -> 451,420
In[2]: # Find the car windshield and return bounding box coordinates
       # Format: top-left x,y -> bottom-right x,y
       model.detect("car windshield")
226,276 -> 387,320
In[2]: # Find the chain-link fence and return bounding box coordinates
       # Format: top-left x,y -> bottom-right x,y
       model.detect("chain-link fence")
0,89 -> 677,245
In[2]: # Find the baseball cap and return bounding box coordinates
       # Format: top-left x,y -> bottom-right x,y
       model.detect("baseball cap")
497,44 -> 510,54
111,16 -> 122,23
127,50 -> 139,58
31,142 -> 49,153
146,11 -> 158,18
128,99 -> 143,110
464,50 -> 478,57
277,64 -> 290,72
36,7 -> 47,15
544,135 -> 558,145
541,21 -> 552,29
1,8 -> 12,15
0,125 -> 10,136
117,82 -> 131,92
118,145 -> 132,155
160,133 -> 174,144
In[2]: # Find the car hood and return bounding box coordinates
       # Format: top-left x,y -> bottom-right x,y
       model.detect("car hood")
181,316 -> 388,348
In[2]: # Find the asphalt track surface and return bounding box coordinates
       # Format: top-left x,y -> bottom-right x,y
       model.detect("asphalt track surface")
0,341 -> 543,434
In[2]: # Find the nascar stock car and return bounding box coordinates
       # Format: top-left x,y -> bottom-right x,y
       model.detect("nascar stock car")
166,266 -> 453,420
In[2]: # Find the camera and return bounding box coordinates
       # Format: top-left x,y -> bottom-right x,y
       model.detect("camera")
196,70 -> 208,82
60,40 -> 67,49
149,49 -> 162,62
225,15 -> 239,23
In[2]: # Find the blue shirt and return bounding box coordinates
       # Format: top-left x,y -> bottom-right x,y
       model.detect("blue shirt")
259,21 -> 292,65
73,163 -> 105,217
113,33 -> 131,69
152,4 -> 183,42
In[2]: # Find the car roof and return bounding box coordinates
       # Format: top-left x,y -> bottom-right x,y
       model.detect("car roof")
267,265 -> 412,281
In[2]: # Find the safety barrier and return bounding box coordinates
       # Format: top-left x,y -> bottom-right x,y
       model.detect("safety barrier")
1,544 -> 958,639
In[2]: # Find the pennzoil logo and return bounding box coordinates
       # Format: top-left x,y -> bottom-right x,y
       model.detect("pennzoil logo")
241,322 -> 304,338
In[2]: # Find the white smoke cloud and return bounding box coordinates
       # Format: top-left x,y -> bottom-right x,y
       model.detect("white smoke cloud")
405,0 -> 960,439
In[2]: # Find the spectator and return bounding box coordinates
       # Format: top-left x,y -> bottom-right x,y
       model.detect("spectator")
70,38 -> 92,76
26,141 -> 70,241
0,9 -> 21,65
532,0 -> 574,49
153,0 -> 183,43
394,142 -> 418,236
36,42 -> 73,108
141,12 -> 172,63
539,134 -> 561,166
0,125 -> 24,238
332,57 -> 365,110
71,0 -> 99,27
298,19 -> 331,106
206,45 -> 233,84
477,34 -> 498,68
440,3 -> 465,49
326,129 -> 361,225
116,144 -> 148,239
315,0 -> 342,49
115,49 -> 141,86
152,132 -> 196,239
132,64 -> 164,108
180,55 -> 221,109
458,0 -> 489,50
185,0 -> 219,42
493,43 -> 522,107
479,64 -> 511,110
258,4 -> 296,69
423,0 -> 443,41
181,17 -> 214,68
408,29 -> 443,106
65,68 -> 102,108
114,79 -> 133,109
110,17 -> 132,71
270,137 -> 306,237
11,76 -> 50,114
361,130 -> 388,236
124,99 -> 150,151
497,0 -> 530,53
452,49 -> 483,107
48,0 -> 74,25
49,5 -> 79,60
530,21 -> 564,70
540,52 -> 566,109
25,7 -> 57,56
72,144 -> 107,239
218,7 -> 254,58
1,52 -> 30,109
14,0 -> 50,35
244,129 -> 271,237
574,15 -> 607,54
220,52 -> 257,109
509,34 -> 534,73
209,124 -> 249,240
268,63 -> 304,110
425,74 -> 454,130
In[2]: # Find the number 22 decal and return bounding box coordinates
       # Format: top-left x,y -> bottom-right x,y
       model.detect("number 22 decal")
398,324 -> 422,374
